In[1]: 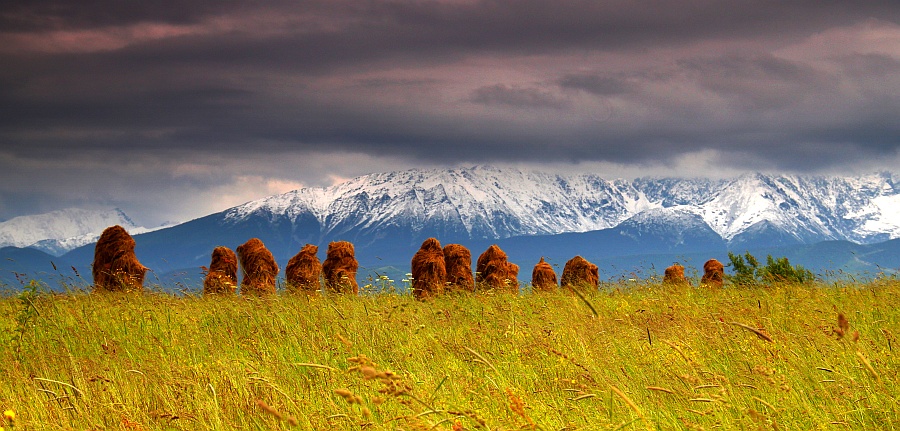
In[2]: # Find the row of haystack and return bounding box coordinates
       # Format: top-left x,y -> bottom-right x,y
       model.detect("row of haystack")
410,240 -> 594,298
662,260 -> 725,287
201,239 -> 362,296
90,225 -> 358,295
388,238 -> 729,298
200,238 -> 363,295
91,226 -> 726,294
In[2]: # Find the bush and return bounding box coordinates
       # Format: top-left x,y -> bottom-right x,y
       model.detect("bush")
727,251 -> 815,286
728,251 -> 759,286
759,255 -> 816,284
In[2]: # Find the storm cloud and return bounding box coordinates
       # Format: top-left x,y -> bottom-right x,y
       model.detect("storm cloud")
1,0 -> 899,225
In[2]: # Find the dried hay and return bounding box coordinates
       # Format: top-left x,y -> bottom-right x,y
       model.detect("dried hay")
663,263 -> 691,287
476,244 -> 519,293
561,255 -> 599,292
92,225 -> 147,292
203,246 -> 237,295
531,257 -> 558,291
411,238 -> 447,299
443,243 -> 474,293
236,238 -> 279,295
701,258 -> 724,287
323,240 -> 359,294
285,244 -> 322,294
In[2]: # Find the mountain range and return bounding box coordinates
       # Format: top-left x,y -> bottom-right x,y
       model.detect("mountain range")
0,207 -> 164,256
2,166 -> 899,290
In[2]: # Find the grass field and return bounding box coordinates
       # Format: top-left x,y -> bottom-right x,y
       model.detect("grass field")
1,279 -> 897,430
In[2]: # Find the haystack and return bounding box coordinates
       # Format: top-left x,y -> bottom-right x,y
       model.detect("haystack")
531,257 -> 558,291
323,241 -> 359,294
285,244 -> 322,294
701,259 -> 724,287
560,255 -> 599,291
476,244 -> 519,293
92,225 -> 147,292
236,238 -> 279,295
203,246 -> 237,295
411,238 -> 447,299
663,263 -> 690,287
443,243 -> 474,292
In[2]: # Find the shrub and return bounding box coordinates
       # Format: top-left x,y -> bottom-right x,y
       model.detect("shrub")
727,251 -> 815,286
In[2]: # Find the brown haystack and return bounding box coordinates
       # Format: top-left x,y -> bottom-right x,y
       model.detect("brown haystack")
236,238 -> 279,295
663,263 -> 691,287
476,244 -> 519,293
560,255 -> 599,291
322,240 -> 359,294
531,257 -> 558,292
701,258 -> 724,287
92,225 -> 147,292
443,243 -> 474,292
411,238 -> 447,299
203,246 -> 238,295
285,244 -> 322,294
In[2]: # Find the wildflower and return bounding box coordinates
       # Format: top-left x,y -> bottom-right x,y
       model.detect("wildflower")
2,409 -> 12,421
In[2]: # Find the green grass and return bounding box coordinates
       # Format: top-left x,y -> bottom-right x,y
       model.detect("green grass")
1,280 -> 898,430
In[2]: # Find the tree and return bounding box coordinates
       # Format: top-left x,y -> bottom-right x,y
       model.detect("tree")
727,251 -> 759,286
758,255 -> 815,284
727,251 -> 816,286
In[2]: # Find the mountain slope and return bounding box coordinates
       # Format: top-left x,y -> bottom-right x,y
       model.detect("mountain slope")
221,166 -> 899,249
224,166 -> 658,245
699,173 -> 900,245
0,208 -> 153,256
46,166 -> 900,287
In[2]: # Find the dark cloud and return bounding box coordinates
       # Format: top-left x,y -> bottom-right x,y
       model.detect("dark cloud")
677,52 -> 833,110
0,0 -> 899,223
559,74 -> 635,96
471,84 -> 568,109
0,0 -> 246,31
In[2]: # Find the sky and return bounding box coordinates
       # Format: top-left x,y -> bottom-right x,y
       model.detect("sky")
1,0 -> 899,226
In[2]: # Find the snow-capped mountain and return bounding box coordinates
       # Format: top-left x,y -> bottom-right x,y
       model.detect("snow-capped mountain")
0,208 -> 156,256
47,165 -> 900,282
224,166 -> 657,246
222,166 -> 900,248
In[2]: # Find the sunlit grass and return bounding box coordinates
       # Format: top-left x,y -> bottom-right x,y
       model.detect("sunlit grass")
1,279 -> 897,430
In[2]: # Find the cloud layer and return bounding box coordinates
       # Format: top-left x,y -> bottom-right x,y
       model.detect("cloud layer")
1,1 -> 899,224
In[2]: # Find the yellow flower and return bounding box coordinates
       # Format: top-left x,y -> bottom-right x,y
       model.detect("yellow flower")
2,409 -> 12,421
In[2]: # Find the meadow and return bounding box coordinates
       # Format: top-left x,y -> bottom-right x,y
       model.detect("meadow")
0,278 -> 897,430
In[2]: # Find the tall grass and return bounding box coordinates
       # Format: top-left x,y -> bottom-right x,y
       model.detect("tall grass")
0,280 -> 897,430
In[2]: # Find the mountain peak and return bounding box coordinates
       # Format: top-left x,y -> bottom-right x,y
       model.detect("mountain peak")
217,166 -> 900,249
0,207 -> 148,256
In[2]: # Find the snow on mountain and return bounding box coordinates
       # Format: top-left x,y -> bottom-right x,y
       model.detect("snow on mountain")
221,166 -> 900,247
16,167 -> 895,261
699,172 -> 900,244
224,166 -> 661,244
0,208 -> 158,256
852,194 -> 900,238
